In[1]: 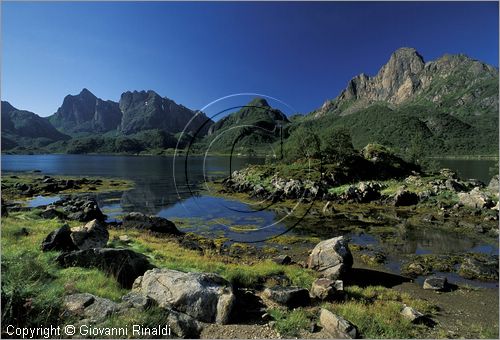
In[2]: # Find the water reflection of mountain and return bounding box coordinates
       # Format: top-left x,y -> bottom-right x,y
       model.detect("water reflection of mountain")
119,179 -> 205,215
393,228 -> 479,254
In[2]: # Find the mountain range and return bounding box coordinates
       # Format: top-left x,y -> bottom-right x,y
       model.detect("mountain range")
1,47 -> 498,156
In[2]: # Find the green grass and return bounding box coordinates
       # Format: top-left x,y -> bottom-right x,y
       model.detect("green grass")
268,307 -> 313,337
322,285 -> 437,338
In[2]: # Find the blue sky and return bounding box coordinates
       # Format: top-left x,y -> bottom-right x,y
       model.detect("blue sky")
2,1 -> 498,117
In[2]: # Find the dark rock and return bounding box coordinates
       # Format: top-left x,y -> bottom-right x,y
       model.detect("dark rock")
393,188 -> 419,206
272,255 -> 292,265
122,212 -> 182,235
423,276 -> 448,291
13,227 -> 30,237
56,248 -> 154,288
66,199 -> 106,222
39,207 -> 66,220
445,179 -> 466,192
41,224 -> 78,252
262,286 -> 310,308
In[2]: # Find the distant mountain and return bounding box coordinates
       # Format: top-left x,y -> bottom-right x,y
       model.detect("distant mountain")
119,90 -> 212,136
305,47 -> 499,155
48,88 -> 122,135
315,47 -> 498,118
201,98 -> 290,152
1,101 -> 70,149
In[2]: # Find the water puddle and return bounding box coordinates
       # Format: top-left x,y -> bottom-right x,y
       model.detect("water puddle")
26,195 -> 61,208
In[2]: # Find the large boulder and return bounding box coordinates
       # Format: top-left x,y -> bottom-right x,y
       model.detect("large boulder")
70,219 -> 109,250
41,224 -> 78,252
458,187 -> 493,209
122,212 -> 182,235
56,248 -> 154,288
319,308 -> 358,339
262,286 -> 310,308
132,268 -> 234,324
307,236 -> 353,279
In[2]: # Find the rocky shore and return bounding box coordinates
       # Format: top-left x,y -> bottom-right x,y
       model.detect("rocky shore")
1,172 -> 499,338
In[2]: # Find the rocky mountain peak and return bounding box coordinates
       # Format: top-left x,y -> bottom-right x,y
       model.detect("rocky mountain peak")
315,47 -> 497,117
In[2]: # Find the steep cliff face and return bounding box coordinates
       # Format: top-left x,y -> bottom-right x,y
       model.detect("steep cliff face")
316,47 -> 498,117
48,88 -> 122,135
118,90 -> 212,136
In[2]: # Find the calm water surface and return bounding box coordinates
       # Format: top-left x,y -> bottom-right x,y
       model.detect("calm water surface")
2,154 -> 498,286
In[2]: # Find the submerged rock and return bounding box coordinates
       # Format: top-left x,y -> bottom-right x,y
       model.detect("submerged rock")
319,308 -> 358,339
307,236 -> 353,279
122,212 -> 182,235
132,268 -> 235,324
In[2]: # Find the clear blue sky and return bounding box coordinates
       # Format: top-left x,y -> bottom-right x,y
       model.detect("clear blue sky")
2,1 -> 498,117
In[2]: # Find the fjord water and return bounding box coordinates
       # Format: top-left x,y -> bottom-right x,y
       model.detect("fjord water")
2,154 -> 498,285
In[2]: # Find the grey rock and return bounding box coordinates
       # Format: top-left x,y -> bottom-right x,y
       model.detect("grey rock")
310,278 -> 341,301
70,219 -> 109,250
121,292 -> 153,310
167,309 -> 203,338
63,293 -> 119,322
132,268 -> 235,324
307,236 -> 353,279
262,286 -> 310,308
423,276 -> 448,291
319,308 -> 358,339
458,187 -> 493,209
401,305 -> 424,323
